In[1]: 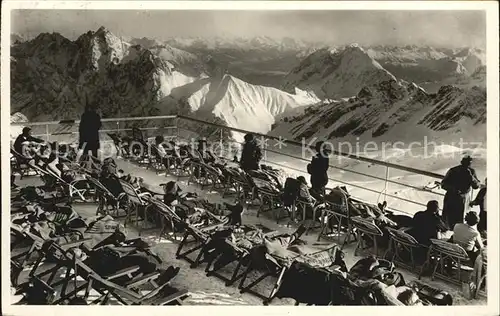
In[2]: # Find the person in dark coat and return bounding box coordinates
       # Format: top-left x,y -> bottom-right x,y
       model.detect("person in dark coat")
78,105 -> 102,159
470,178 -> 487,233
239,133 -> 262,172
408,200 -> 449,246
441,156 -> 480,230
13,127 -> 44,155
307,141 -> 330,196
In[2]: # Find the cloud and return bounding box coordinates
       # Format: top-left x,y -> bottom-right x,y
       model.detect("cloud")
11,9 -> 486,48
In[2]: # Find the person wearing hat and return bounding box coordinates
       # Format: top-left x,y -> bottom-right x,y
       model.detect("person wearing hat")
239,133 -> 262,172
407,200 -> 449,247
441,156 -> 480,229
13,127 -> 44,156
307,141 -> 330,195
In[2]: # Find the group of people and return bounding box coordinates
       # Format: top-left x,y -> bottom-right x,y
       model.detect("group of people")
409,155 -> 486,264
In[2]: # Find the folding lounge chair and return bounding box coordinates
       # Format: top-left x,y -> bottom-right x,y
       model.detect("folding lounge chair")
87,177 -> 126,217
146,145 -> 167,175
318,189 -> 356,246
11,148 -> 39,178
252,178 -> 284,219
142,196 -> 183,241
32,242 -> 189,305
176,215 -> 229,268
188,160 -> 225,191
351,216 -> 384,257
118,179 -> 154,230
384,227 -> 428,269
238,242 -> 341,305
204,227 -> 281,287
222,168 -> 254,203
27,161 -> 89,203
419,239 -> 474,285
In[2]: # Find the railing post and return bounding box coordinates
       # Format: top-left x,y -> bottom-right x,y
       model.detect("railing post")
383,166 -> 389,202
45,124 -> 50,142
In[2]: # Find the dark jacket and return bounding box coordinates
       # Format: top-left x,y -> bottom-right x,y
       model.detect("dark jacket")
408,210 -> 449,245
13,134 -> 44,155
308,154 -> 329,190
240,140 -> 262,171
78,110 -> 102,150
471,187 -> 486,213
441,165 -> 480,195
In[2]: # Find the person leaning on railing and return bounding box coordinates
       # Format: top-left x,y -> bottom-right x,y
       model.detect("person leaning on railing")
239,133 -> 262,172
441,155 -> 480,230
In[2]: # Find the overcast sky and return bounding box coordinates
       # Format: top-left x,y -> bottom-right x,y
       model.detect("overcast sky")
11,10 -> 486,48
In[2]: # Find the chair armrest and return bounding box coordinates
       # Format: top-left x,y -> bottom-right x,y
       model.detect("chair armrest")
106,266 -> 141,281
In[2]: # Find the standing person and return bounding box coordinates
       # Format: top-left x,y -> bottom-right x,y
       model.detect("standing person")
239,133 -> 262,172
78,104 -> 102,161
307,141 -> 330,196
470,178 -> 487,233
441,156 -> 480,230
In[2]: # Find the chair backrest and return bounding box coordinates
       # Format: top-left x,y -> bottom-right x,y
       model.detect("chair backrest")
132,127 -> 144,141
386,227 -> 420,247
147,196 -> 183,222
430,239 -> 469,260
118,179 -> 143,205
324,188 -> 349,214
351,216 -> 384,236
88,177 -> 115,199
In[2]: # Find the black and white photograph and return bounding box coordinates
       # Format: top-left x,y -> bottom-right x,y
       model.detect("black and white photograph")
1,1 -> 499,314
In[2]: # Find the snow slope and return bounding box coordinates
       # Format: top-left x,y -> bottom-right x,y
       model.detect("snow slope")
272,79 -> 486,144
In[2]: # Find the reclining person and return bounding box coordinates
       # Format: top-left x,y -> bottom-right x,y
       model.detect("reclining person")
452,211 -> 484,264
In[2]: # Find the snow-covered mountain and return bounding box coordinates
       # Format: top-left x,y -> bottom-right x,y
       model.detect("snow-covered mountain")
365,45 -> 485,88
281,44 -> 397,100
271,78 -> 486,144
10,27 -> 318,141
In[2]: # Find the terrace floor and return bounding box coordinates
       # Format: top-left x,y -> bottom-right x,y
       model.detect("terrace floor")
12,158 -> 486,306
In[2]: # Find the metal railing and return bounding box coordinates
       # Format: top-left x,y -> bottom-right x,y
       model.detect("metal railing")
11,114 -> 452,215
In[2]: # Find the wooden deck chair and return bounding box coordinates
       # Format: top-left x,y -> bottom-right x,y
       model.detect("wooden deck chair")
253,179 -> 283,219
295,198 -> 322,236
118,179 -> 153,230
188,160 -> 224,191
319,189 -> 355,246
419,239 -> 474,285
11,224 -> 89,270
146,144 -> 166,175
27,161 -> 89,202
204,238 -> 251,287
384,227 -> 428,269
351,216 -> 384,257
87,177 -> 126,216
11,148 -> 39,178
37,241 -> 187,305
222,169 -> 254,203
237,245 -> 292,304
204,227 -> 282,287
143,196 -> 183,241
176,217 -> 228,268
239,243 -> 340,305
